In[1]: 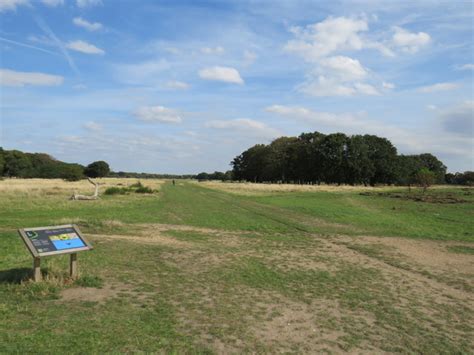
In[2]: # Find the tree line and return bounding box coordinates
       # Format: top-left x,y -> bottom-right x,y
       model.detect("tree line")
229,132 -> 455,186
0,148 -> 110,181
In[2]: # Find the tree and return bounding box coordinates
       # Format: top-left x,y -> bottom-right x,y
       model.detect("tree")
3,150 -> 33,177
84,161 -> 110,178
417,153 -> 446,184
319,133 -> 349,184
0,147 -> 5,176
60,164 -> 85,181
363,135 -> 398,185
346,135 -> 375,185
415,168 -> 436,193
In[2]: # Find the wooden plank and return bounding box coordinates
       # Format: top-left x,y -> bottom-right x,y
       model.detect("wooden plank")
33,257 -> 41,282
70,253 -> 78,278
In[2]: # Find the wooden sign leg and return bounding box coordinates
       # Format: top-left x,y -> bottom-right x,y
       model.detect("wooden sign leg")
33,257 -> 42,282
70,253 -> 78,279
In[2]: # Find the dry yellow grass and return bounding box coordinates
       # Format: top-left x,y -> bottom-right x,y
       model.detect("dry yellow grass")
0,178 -> 166,197
193,181 -> 389,195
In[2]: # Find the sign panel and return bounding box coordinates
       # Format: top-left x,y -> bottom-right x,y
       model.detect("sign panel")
18,224 -> 92,257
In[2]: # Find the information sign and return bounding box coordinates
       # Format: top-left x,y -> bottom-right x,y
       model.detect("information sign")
18,224 -> 92,257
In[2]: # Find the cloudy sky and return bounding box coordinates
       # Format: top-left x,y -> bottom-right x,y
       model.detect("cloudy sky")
0,0 -> 472,173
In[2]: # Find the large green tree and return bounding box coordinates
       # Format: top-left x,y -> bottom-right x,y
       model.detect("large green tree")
84,161 -> 110,178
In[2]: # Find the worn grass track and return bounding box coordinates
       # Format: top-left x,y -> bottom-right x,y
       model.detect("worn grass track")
0,179 -> 473,353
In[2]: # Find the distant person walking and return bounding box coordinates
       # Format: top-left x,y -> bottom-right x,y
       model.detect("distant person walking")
172,179 -> 175,186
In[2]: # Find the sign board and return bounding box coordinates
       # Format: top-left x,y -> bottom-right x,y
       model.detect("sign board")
18,224 -> 92,258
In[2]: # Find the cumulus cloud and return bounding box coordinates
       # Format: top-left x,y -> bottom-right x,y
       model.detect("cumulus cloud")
391,26 -> 431,53
41,0 -> 63,6
166,80 -> 190,90
418,82 -> 459,93
438,101 -> 473,137
284,16 -> 370,61
73,17 -> 103,31
0,0 -> 29,12
134,106 -> 182,124
0,68 -> 63,87
76,0 -> 102,8
198,66 -> 244,84
66,40 -> 105,55
206,118 -> 280,138
200,46 -> 225,55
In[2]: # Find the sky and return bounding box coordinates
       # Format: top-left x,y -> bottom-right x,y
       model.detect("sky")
0,0 -> 473,174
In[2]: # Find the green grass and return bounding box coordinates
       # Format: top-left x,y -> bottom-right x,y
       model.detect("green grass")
0,180 -> 472,353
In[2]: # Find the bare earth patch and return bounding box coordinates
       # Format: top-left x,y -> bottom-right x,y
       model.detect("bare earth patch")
59,284 -> 121,304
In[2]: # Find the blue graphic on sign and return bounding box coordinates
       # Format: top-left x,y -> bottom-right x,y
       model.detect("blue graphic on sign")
51,238 -> 85,250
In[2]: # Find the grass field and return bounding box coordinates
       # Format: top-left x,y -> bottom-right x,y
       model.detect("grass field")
0,179 -> 473,353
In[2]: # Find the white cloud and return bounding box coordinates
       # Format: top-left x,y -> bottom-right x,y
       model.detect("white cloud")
166,80 -> 190,90
0,0 -> 29,12
392,26 -> 431,53
76,0 -> 102,8
83,121 -> 102,132
134,106 -> 182,124
200,46 -> 225,55
73,17 -> 103,31
198,66 -> 244,84
418,82 -> 459,93
458,63 -> 474,70
319,56 -> 368,80
41,0 -> 63,6
66,40 -> 105,55
284,16 -> 382,61
427,104 -> 437,110
206,118 -> 280,138
0,68 -> 63,87
298,75 -> 380,97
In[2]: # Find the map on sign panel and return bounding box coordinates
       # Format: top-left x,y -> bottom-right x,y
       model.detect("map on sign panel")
23,226 -> 88,255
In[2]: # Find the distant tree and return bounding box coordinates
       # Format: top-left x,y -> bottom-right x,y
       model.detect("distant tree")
3,150 -> 33,177
0,147 -> 5,176
84,161 -> 110,178
319,133 -> 349,184
415,168 -> 436,193
346,135 -> 375,185
363,135 -> 398,185
417,153 -> 446,184
60,164 -> 85,181
232,144 -> 270,182
196,172 -> 210,181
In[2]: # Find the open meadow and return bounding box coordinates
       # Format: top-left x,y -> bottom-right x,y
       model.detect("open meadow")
0,178 -> 473,353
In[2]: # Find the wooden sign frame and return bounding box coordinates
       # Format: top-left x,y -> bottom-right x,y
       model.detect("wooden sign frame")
18,224 -> 93,281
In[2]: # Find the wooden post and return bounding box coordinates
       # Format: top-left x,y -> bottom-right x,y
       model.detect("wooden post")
70,253 -> 78,278
33,257 -> 41,282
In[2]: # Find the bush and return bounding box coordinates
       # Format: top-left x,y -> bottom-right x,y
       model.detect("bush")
130,181 -> 144,188
135,186 -> 153,194
104,187 -> 128,195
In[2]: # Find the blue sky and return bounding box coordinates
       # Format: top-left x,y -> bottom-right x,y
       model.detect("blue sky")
0,0 -> 472,174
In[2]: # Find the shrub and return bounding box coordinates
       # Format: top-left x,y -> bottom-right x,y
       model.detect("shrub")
135,186 -> 154,194
104,187 -> 128,195
130,181 -> 144,188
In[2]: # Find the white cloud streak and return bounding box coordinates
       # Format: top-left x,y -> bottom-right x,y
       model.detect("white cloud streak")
134,106 -> 182,124
0,0 -> 29,12
76,0 -> 102,8
73,17 -> 103,31
418,82 -> 460,93
0,68 -> 63,87
66,40 -> 105,55
198,66 -> 244,84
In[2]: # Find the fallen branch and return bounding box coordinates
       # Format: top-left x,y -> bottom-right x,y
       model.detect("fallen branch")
70,178 -> 100,200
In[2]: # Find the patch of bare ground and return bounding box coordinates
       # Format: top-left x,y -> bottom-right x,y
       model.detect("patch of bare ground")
89,233 -> 193,249
59,283 -> 122,304
337,235 -> 474,292
59,283 -> 154,306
